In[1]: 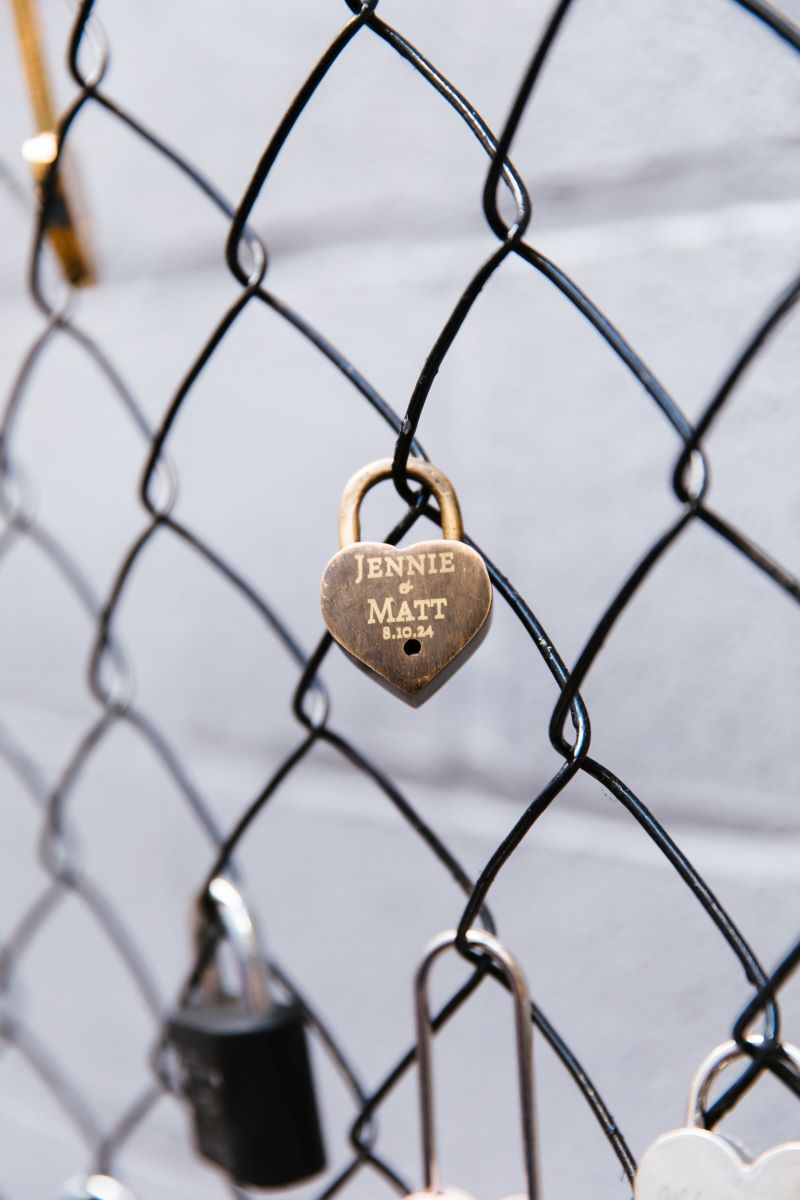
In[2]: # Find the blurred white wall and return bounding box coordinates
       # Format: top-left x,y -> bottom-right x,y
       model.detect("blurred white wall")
0,3 -> 798,1199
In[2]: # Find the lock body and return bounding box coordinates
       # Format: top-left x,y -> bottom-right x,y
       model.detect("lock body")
169,998 -> 325,1189
634,1037 -> 800,1200
405,1191 -> 476,1200
59,1176 -> 136,1200
320,459 -> 492,706
321,538 -> 491,705
634,1126 -> 800,1200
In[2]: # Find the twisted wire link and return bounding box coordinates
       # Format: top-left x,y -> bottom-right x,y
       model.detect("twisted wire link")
1,0 -> 798,1196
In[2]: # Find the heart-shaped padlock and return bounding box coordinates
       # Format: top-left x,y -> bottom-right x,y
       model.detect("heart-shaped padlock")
635,1037 -> 800,1200
320,458 -> 492,706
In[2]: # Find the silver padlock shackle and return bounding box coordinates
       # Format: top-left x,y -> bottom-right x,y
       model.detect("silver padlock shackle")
415,928 -> 539,1200
687,1034 -> 800,1127
196,875 -> 271,1014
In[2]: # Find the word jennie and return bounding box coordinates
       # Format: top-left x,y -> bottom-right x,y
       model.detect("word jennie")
367,596 -> 447,624
353,551 -> 455,584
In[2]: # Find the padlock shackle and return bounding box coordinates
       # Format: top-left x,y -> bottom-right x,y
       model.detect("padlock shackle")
414,929 -> 539,1200
198,875 -> 271,1014
338,457 -> 464,548
687,1034 -> 800,1128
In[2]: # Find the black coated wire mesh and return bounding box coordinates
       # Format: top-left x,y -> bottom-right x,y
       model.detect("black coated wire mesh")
1,1 -> 799,1197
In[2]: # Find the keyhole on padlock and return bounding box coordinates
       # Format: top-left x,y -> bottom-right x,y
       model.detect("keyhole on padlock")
404,639 -> 422,656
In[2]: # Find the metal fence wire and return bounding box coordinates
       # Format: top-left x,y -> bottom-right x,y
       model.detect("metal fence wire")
1,0 -> 799,1196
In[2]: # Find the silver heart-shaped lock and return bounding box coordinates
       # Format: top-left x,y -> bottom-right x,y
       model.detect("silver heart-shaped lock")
635,1036 -> 800,1200
404,928 -> 539,1200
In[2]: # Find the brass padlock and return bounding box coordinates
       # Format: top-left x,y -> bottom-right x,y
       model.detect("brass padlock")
320,458 -> 492,706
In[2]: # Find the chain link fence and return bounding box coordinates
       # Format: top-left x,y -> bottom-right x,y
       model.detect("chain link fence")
1,1 -> 799,1197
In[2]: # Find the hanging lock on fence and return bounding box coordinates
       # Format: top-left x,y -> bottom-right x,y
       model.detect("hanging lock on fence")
167,876 -> 326,1190
635,1036 -> 800,1200
320,458 -> 492,706
406,929 -> 539,1200
58,1175 -> 136,1200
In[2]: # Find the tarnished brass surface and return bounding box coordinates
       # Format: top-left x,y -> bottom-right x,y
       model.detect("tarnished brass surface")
338,458 -> 463,547
321,459 -> 492,706
9,0 -> 95,286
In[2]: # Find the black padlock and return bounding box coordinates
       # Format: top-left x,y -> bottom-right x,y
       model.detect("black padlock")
167,876 -> 326,1190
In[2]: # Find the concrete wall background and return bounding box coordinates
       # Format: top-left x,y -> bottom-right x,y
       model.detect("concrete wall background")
0,2 -> 798,1198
